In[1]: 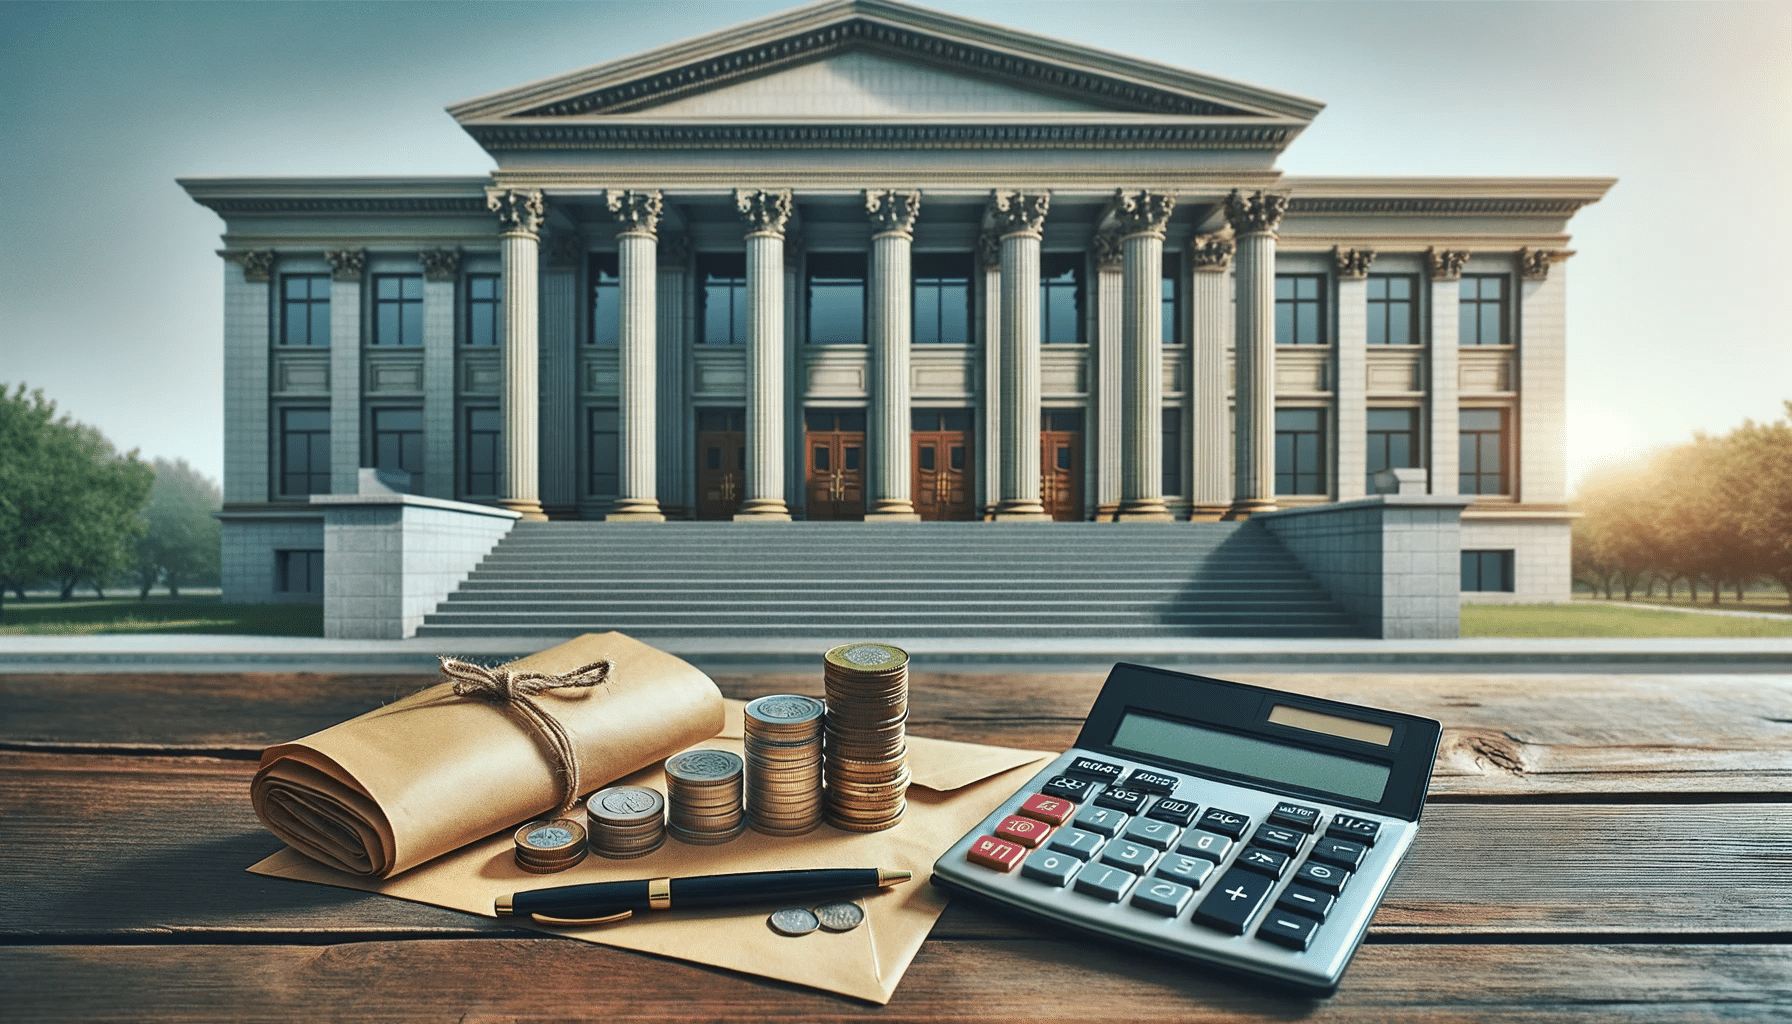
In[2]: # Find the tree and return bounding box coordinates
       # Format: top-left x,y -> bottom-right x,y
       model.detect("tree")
1725,403 -> 1792,607
133,458 -> 222,598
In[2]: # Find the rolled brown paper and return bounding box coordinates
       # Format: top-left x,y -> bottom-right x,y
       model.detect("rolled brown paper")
251,632 -> 726,878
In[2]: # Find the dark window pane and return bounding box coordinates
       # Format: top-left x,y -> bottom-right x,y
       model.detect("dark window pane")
588,408 -> 619,495
698,254 -> 747,346
950,445 -> 964,470
1275,408 -> 1327,494
1461,409 -> 1502,431
919,445 -> 935,471
943,410 -> 968,432
814,445 -> 829,471
467,274 -> 501,347
1276,277 -> 1294,299
590,254 -> 620,347
1056,446 -> 1071,470
1040,253 -> 1083,345
707,447 -> 721,470
1367,303 -> 1387,346
844,446 -> 860,471
1276,274 -> 1325,345
1275,303 -> 1295,345
808,253 -> 866,344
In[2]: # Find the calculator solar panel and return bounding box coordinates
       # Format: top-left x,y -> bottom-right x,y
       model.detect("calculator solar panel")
931,664 -> 1442,996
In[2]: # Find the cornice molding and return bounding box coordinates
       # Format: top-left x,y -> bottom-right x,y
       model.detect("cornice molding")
865,189 -> 921,238
195,196 -> 491,216
1518,246 -> 1573,280
1288,196 -> 1596,217
1332,246 -> 1376,280
462,122 -> 1298,152
418,247 -> 463,281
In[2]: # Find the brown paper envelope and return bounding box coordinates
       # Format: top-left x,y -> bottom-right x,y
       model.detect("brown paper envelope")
251,701 -> 1050,1004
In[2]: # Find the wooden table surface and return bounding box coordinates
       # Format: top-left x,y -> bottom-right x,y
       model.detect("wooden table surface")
3,667 -> 1790,1022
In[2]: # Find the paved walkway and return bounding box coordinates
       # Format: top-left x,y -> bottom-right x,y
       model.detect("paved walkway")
1590,600 -> 1792,620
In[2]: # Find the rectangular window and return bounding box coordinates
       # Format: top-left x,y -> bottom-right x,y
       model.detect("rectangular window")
589,253 -> 620,347
1275,408 -> 1327,495
1459,274 -> 1508,346
697,254 -> 747,346
1459,408 -> 1508,494
1275,274 -> 1325,345
912,253 -> 972,345
807,253 -> 866,344
1040,253 -> 1084,345
281,275 -> 330,347
1161,253 -> 1181,346
466,274 -> 501,347
371,408 -> 424,494
275,549 -> 324,594
588,408 -> 618,496
1461,550 -> 1515,592
465,407 -> 501,497
278,408 -> 330,497
1161,406 -> 1182,497
1367,274 -> 1417,346
373,275 -> 423,346
1366,407 -> 1420,492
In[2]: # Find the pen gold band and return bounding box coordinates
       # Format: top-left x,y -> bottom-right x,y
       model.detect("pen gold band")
649,876 -> 673,910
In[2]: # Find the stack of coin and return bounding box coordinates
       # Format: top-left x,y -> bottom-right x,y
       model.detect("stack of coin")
743,694 -> 826,836
821,642 -> 911,833
513,817 -> 588,873
664,749 -> 746,845
586,785 -> 666,859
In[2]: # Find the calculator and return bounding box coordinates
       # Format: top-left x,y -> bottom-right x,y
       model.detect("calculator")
930,663 -> 1442,996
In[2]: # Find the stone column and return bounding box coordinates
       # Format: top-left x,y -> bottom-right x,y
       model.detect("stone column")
1186,231 -> 1236,520
1117,190 -> 1176,521
990,190 -> 1051,520
419,248 -> 461,500
977,230 -> 1002,517
1426,246 -> 1469,495
1518,248 -> 1571,504
734,188 -> 794,520
1225,190 -> 1287,518
537,233 -> 581,516
656,236 -> 692,519
1092,231 -> 1123,521
865,189 -> 922,521
325,248 -> 365,498
220,250 -> 273,505
486,187 -> 547,519
1334,247 -> 1375,501
605,190 -> 666,521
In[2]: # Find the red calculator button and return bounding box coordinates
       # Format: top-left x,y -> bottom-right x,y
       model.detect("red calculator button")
967,835 -> 1027,872
994,814 -> 1053,848
1018,794 -> 1075,826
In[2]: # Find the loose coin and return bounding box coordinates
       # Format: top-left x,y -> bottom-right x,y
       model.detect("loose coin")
768,907 -> 820,936
813,901 -> 865,933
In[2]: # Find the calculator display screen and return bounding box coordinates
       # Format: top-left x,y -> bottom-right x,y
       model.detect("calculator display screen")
1109,711 -> 1390,802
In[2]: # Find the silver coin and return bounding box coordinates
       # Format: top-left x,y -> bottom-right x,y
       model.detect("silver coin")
813,901 -> 865,932
665,749 -> 744,782
768,907 -> 821,936
746,694 -> 825,724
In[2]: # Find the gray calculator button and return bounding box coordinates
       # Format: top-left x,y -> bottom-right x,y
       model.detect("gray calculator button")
1099,839 -> 1158,873
1122,818 -> 1180,851
1155,854 -> 1215,889
1130,878 -> 1193,917
1046,827 -> 1105,861
1073,805 -> 1129,838
1176,829 -> 1234,863
1073,864 -> 1136,903
1020,851 -> 1081,888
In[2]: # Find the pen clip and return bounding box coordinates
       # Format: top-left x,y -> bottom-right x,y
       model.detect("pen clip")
528,909 -> 633,926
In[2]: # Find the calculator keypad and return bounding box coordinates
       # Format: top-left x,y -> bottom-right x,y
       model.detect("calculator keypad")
1258,909 -> 1319,950
1047,827 -> 1105,860
1072,805 -> 1129,837
1074,864 -> 1136,902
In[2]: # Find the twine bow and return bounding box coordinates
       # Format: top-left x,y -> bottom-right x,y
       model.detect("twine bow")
438,657 -> 614,819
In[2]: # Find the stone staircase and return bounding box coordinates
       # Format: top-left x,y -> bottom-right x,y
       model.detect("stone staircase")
413,520 -> 1364,639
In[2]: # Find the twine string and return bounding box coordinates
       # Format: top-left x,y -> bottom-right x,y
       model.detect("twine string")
438,656 -> 614,819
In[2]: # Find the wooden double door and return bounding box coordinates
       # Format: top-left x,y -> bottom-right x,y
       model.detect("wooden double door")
912,409 -> 975,521
805,409 -> 866,520
1040,409 -> 1084,521
694,409 -> 746,520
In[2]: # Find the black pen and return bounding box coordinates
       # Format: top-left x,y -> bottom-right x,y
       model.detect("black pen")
494,867 -> 913,926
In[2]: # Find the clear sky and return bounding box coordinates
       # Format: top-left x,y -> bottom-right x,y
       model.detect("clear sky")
2,0 -> 1788,492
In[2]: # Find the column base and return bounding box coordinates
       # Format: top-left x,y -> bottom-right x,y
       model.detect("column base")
993,498 -> 1051,522
497,498 -> 548,521
606,512 -> 666,522
734,498 -> 792,521
1187,503 -> 1231,522
1094,503 -> 1120,523
607,498 -> 665,522
867,499 -> 919,519
1117,498 -> 1172,522
1117,511 -> 1175,522
1222,498 -> 1278,521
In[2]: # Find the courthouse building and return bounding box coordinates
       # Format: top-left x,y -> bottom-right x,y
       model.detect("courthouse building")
183,0 -> 1610,608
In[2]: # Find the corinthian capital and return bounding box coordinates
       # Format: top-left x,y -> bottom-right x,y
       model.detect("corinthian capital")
865,189 -> 921,237
1425,246 -> 1470,281
1092,230 -> 1124,271
419,247 -> 463,281
1114,189 -> 1176,239
735,188 -> 793,237
1333,247 -> 1377,280
223,249 -> 275,282
325,248 -> 366,281
1517,247 -> 1571,280
486,187 -> 546,237
605,189 -> 662,237
1223,190 -> 1288,236
988,190 -> 1050,238
1187,231 -> 1236,272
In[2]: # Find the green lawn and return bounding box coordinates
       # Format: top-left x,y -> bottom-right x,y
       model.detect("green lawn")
1462,602 -> 1792,638
0,596 -> 323,636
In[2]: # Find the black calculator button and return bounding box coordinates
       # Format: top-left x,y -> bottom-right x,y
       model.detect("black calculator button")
1074,864 -> 1136,903
1293,860 -> 1349,895
1155,854 -> 1215,889
1251,824 -> 1304,855
1175,829 -> 1234,863
1268,802 -> 1322,833
1040,776 -> 1092,803
1124,769 -> 1180,794
1122,818 -> 1179,851
1146,798 -> 1199,827
1020,851 -> 1081,888
1258,909 -> 1319,951
1065,757 -> 1125,783
1131,878 -> 1194,917
1046,826 -> 1105,861
1235,847 -> 1290,879
1197,808 -> 1250,839
1327,814 -> 1381,845
1094,787 -> 1147,813
1099,839 -> 1159,873
1276,884 -> 1335,921
1072,806 -> 1129,838
1192,867 -> 1276,935
1310,837 -> 1368,870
